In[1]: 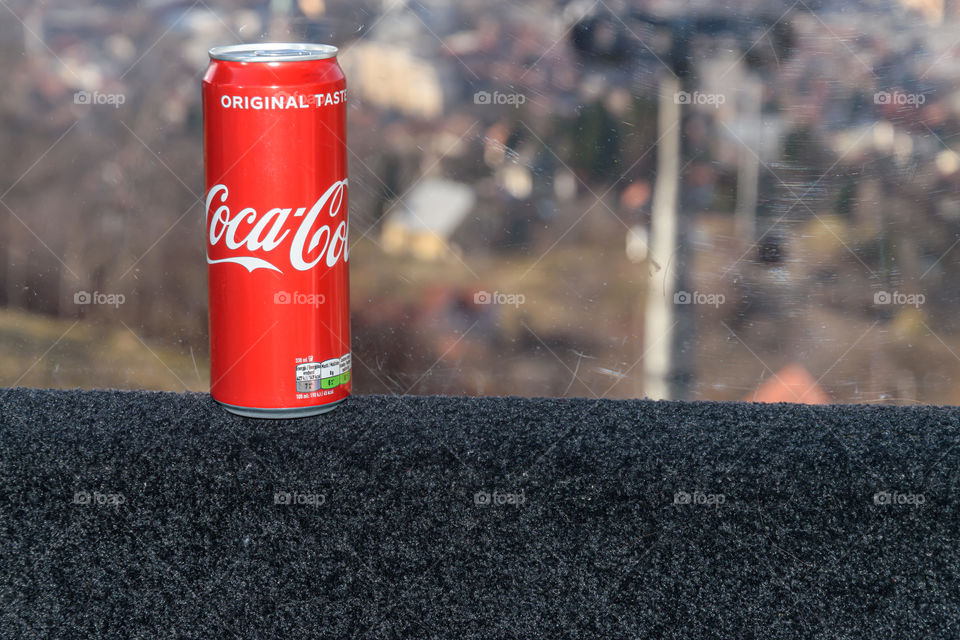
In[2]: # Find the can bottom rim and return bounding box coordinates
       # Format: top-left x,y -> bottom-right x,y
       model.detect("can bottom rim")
216,398 -> 346,419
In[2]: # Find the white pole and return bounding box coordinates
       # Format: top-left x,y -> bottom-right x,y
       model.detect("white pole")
735,76 -> 762,243
644,75 -> 682,400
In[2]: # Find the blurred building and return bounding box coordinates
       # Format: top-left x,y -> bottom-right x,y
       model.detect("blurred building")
381,178 -> 475,261
339,8 -> 455,119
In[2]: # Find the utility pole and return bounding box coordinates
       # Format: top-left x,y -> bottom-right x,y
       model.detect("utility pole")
641,15 -> 697,401
637,14 -> 790,399
735,76 -> 763,242
643,74 -> 683,400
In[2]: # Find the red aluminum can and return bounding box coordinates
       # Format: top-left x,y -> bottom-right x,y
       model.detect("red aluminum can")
202,43 -> 350,418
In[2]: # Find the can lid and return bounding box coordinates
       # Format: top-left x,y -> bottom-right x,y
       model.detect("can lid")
208,43 -> 338,62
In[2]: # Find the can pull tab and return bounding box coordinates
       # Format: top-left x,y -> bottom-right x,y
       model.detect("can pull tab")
208,43 -> 338,62
251,49 -> 315,58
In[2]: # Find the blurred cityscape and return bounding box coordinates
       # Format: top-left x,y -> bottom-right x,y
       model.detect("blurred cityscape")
3,0 -> 960,403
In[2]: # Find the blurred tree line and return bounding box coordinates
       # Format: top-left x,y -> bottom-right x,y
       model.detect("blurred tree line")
0,3 -> 208,349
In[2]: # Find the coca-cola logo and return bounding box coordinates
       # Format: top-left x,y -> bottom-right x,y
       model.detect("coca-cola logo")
205,180 -> 348,273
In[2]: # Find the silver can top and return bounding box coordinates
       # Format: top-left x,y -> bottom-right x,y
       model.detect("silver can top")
208,43 -> 338,62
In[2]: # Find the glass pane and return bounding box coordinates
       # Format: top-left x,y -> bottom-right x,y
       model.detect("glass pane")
0,1 -> 955,404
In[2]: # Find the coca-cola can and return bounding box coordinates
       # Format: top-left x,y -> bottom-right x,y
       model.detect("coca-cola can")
203,43 -> 350,418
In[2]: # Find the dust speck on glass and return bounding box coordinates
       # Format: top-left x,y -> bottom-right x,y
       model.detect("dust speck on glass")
0,0 -> 954,405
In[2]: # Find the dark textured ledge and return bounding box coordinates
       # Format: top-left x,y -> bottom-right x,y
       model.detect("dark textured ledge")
0,388 -> 957,638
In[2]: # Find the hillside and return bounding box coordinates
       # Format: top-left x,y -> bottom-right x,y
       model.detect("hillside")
0,308 -> 208,392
